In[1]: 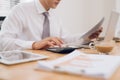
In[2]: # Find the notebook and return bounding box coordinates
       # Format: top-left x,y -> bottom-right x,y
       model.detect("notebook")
104,11 -> 120,41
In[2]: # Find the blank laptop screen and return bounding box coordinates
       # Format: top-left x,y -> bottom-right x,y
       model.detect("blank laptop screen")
104,11 -> 120,41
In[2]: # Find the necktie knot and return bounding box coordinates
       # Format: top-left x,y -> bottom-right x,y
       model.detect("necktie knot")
43,12 -> 49,17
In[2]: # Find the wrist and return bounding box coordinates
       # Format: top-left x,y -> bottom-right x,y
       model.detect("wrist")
32,42 -> 38,50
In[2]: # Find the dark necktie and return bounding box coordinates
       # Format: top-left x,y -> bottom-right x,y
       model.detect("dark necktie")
42,12 -> 50,39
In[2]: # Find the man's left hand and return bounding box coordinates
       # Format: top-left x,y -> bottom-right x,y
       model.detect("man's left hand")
89,27 -> 103,39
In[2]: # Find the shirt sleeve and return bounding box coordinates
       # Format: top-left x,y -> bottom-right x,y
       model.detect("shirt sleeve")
0,5 -> 34,51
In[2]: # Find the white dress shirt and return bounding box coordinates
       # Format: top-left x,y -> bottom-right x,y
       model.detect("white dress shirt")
0,0 -> 89,51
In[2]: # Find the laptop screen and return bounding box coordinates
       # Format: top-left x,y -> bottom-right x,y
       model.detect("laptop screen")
104,11 -> 120,41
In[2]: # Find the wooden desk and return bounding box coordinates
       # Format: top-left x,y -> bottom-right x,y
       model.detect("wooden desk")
0,44 -> 120,80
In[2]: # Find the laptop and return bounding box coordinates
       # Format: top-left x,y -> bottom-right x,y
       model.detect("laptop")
104,11 -> 120,41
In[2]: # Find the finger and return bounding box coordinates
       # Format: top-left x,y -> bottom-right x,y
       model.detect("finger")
43,37 -> 62,47
98,27 -> 103,32
55,37 -> 64,44
89,33 -> 99,39
43,41 -> 56,49
45,37 -> 63,44
44,37 -> 64,47
47,41 -> 56,47
51,38 -> 63,46
92,34 -> 99,39
52,40 -> 61,47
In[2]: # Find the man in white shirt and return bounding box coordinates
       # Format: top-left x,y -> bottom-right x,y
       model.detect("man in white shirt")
0,0 -> 102,51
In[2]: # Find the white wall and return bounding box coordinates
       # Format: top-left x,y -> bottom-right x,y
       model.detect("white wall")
116,0 -> 120,11
56,0 -> 116,36
56,0 -> 84,34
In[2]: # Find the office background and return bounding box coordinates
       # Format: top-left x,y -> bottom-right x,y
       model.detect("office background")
0,0 -> 120,37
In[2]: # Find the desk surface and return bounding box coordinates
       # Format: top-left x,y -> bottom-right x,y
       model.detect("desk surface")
0,43 -> 120,80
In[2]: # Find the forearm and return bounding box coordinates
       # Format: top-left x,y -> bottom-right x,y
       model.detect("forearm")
0,37 -> 34,51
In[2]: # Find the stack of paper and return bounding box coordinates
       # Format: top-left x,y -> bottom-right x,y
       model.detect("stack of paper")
37,50 -> 120,79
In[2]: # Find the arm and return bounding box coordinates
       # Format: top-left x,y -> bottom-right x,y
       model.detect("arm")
0,5 -> 34,51
0,5 -> 64,51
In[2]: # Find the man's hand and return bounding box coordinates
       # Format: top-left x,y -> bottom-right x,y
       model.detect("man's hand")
89,27 -> 103,39
32,37 -> 64,50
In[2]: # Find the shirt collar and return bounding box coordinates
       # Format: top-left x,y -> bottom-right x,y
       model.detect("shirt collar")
34,0 -> 53,15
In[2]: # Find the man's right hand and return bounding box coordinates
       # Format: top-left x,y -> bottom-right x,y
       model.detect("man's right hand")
32,37 -> 64,50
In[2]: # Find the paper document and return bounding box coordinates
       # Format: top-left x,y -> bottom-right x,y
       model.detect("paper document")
37,50 -> 120,79
81,18 -> 104,41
